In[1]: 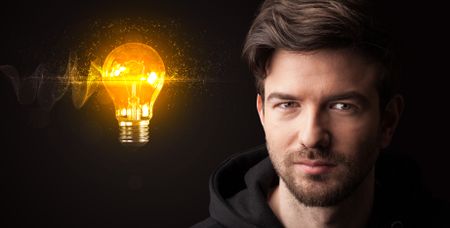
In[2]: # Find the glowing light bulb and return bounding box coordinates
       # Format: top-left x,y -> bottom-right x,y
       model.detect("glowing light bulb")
102,42 -> 165,146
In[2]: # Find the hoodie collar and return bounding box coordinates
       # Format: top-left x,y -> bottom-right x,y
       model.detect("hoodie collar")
208,145 -> 426,228
208,145 -> 282,228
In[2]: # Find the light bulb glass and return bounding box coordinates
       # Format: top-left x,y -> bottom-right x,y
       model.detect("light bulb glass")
102,42 -> 165,146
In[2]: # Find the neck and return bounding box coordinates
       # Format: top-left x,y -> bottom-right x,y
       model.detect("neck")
268,168 -> 375,228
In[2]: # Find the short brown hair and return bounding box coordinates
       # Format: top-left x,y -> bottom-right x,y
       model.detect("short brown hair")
243,0 -> 396,108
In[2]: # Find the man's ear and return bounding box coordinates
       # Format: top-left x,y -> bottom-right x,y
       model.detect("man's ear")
380,94 -> 405,148
257,94 -> 265,128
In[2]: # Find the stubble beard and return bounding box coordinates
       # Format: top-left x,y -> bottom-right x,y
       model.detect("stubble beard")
268,144 -> 376,207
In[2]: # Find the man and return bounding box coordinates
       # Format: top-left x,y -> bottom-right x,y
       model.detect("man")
193,0 -> 449,227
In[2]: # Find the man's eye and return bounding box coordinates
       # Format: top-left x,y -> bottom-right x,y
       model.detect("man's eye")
331,103 -> 356,111
277,102 -> 299,109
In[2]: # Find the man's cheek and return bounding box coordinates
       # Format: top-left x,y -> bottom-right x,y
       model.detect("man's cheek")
269,137 -> 289,156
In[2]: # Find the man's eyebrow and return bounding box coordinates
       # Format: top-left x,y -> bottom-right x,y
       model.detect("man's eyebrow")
266,91 -> 370,104
266,92 -> 300,102
325,91 -> 370,105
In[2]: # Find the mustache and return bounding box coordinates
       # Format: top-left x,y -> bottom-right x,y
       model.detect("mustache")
288,147 -> 347,164
299,147 -> 329,159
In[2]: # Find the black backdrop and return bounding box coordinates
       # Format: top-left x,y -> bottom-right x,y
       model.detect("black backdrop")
1,0 -> 449,227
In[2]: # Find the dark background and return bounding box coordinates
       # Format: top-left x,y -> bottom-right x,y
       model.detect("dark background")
0,0 -> 449,227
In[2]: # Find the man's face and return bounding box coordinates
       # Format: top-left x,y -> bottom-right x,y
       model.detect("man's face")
258,49 -> 383,207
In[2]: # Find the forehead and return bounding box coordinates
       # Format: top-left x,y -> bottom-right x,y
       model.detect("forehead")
264,49 -> 379,99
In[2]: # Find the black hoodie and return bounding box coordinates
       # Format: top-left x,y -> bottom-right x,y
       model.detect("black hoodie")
192,145 -> 450,228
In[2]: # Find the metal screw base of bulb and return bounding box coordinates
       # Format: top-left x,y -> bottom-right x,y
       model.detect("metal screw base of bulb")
119,122 -> 149,147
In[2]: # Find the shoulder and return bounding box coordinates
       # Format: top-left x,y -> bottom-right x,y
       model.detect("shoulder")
374,152 -> 450,226
427,197 -> 450,226
190,218 -> 225,228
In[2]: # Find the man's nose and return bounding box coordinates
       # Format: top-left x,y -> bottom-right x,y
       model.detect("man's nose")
298,109 -> 330,149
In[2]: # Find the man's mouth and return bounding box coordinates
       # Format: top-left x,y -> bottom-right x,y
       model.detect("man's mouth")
294,160 -> 337,175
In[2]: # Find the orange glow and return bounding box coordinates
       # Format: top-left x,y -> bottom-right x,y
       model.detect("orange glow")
102,42 -> 165,145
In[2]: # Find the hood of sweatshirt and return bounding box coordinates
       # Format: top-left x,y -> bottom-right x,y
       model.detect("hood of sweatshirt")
205,144 -> 446,228
208,145 -> 282,228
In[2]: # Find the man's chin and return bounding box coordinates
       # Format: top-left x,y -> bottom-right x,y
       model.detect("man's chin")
285,177 -> 348,207
294,187 -> 347,207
